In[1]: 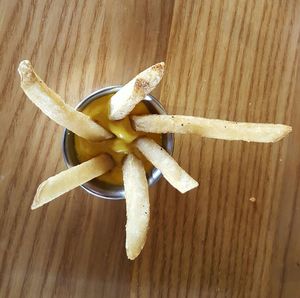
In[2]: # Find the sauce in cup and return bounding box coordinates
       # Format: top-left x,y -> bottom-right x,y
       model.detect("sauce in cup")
62,86 -> 174,200
74,93 -> 162,186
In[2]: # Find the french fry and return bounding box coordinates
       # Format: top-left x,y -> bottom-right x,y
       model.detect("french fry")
132,115 -> 292,143
18,60 -> 113,141
135,138 -> 198,193
31,154 -> 114,209
109,62 -> 165,120
123,154 -> 150,260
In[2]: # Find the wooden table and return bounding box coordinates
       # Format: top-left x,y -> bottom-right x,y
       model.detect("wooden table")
1,1 -> 299,297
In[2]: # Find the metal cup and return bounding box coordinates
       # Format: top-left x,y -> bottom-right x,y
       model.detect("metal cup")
62,86 -> 174,200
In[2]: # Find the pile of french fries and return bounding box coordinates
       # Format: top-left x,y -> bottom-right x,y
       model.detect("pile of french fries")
18,60 -> 292,260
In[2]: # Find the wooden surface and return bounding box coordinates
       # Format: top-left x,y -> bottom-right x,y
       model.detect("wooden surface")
0,0 -> 299,297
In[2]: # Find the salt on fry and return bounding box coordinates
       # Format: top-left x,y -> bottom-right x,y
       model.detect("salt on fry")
135,138 -> 198,193
123,154 -> 150,260
18,60 -> 113,141
32,154 -> 114,209
109,62 -> 165,120
132,115 -> 292,143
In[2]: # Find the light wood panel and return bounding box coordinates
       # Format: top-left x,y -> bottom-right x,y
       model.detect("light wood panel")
0,1 -> 174,297
131,0 -> 300,297
0,0 -> 299,297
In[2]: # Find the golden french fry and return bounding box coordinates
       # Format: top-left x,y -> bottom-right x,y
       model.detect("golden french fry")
109,62 -> 165,120
123,154 -> 150,260
135,138 -> 198,193
18,60 -> 113,141
132,115 -> 292,143
32,154 -> 114,209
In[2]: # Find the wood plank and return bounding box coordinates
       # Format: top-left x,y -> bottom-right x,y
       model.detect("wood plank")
0,1 -> 174,297
270,59 -> 300,298
131,0 -> 300,297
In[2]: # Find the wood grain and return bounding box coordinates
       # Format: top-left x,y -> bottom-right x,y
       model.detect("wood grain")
0,0 -> 299,297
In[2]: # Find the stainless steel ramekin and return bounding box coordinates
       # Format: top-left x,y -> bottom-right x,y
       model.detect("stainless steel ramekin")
62,86 -> 174,200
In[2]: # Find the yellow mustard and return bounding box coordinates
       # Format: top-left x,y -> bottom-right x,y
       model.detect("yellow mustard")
74,94 -> 162,185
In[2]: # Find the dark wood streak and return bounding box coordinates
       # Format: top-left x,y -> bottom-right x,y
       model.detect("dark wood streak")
279,175 -> 300,296
0,124 -> 60,296
183,1 -> 224,293
232,2 -> 273,296
144,196 -> 156,296
91,13 -> 108,89
44,0 -> 73,93
0,1 -> 22,64
164,187 -> 180,297
248,1 -> 295,295
175,138 -> 192,298
197,0 -> 245,294
39,197 -> 68,297
258,23 -> 299,298
0,110 -> 41,251
184,147 -> 203,297
51,201 -> 86,296
179,2 -> 214,293
0,0 -> 72,284
139,0 -> 148,69
276,55 -> 300,297
3,5 -> 81,291
167,1 -> 193,115
219,0 -> 250,293
195,0 -> 214,118
244,4 -> 287,288
0,0 -> 36,142
171,5 -> 205,298
78,1 -> 103,97
0,0 -> 53,150
17,156 -> 62,297
214,0 -> 246,293
14,206 -> 49,298
151,183 -> 165,297
225,0 -> 259,292
183,4 -> 207,295
197,0 -> 226,293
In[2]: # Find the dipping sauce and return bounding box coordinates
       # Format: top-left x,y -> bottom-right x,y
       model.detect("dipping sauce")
74,93 -> 162,185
